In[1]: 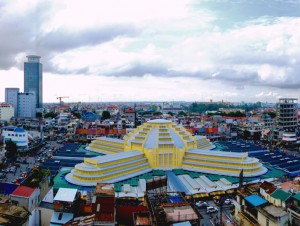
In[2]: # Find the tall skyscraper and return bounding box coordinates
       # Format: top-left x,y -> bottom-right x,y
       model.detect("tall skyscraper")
5,88 -> 19,116
24,55 -> 43,108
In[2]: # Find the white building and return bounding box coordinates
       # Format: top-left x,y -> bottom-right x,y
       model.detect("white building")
1,126 -> 28,149
5,88 -> 19,117
0,103 -> 14,121
18,92 -> 36,118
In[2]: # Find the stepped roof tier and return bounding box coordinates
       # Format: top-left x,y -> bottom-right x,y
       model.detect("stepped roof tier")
66,119 -> 267,186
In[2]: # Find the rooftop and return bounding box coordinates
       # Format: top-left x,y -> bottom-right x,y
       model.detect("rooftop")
94,183 -> 115,196
11,186 -> 36,198
54,188 -> 77,202
244,194 -> 267,207
270,189 -> 291,202
262,205 -> 287,217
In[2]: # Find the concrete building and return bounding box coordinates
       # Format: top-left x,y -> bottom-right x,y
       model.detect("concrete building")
24,55 -> 43,108
276,98 -> 298,132
5,88 -> 19,116
0,103 -> 14,121
10,186 -> 40,212
17,92 -> 36,118
124,107 -> 136,123
1,126 -> 28,149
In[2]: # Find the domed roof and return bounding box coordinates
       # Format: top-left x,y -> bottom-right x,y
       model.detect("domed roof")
125,119 -> 196,150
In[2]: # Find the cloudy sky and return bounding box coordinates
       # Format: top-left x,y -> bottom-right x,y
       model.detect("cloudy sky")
0,0 -> 300,103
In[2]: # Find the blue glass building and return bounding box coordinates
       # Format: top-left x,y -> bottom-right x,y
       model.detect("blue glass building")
24,55 -> 43,108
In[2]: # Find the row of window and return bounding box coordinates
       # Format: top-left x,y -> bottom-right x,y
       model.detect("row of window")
6,133 -> 25,137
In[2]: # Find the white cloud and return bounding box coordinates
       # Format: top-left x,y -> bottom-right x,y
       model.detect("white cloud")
1,0 -> 300,103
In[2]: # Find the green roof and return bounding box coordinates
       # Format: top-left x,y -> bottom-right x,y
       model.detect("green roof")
52,169 -> 91,191
261,165 -> 286,179
292,193 -> 300,202
271,189 -> 291,201
153,170 -> 166,176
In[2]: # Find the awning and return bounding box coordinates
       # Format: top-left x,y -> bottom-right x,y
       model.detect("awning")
226,189 -> 235,194
118,197 -> 137,200
193,193 -> 209,198
210,190 -> 226,196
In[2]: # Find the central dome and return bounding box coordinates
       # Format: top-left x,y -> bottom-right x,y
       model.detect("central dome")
124,119 -> 198,151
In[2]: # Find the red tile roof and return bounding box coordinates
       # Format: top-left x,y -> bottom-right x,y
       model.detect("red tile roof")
125,108 -> 135,113
260,181 -> 276,194
11,186 -> 36,198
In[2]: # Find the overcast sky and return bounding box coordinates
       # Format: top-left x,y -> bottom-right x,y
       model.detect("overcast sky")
0,0 -> 300,103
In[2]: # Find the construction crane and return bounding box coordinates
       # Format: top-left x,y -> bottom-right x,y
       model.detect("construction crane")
57,96 -> 69,108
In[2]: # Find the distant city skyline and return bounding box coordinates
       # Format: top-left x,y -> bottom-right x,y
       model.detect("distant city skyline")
0,0 -> 300,103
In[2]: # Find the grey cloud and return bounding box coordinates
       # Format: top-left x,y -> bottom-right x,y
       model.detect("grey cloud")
0,1 -> 137,71
37,25 -> 137,54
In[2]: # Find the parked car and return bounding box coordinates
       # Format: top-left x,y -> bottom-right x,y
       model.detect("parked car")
196,201 -> 209,208
224,199 -> 232,205
206,206 -> 218,214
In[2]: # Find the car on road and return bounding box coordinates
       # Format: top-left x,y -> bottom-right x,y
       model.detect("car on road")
196,201 -> 209,208
224,199 -> 232,205
206,206 -> 218,214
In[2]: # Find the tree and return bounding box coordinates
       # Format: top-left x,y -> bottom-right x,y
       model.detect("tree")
5,141 -> 18,162
44,112 -> 58,119
36,112 -> 43,118
265,112 -> 276,119
167,111 -> 174,116
178,111 -> 187,116
153,111 -> 162,116
102,111 -> 111,120
72,111 -> 82,119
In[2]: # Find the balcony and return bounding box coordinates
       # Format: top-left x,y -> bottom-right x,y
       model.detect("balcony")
287,206 -> 300,222
237,212 -> 258,226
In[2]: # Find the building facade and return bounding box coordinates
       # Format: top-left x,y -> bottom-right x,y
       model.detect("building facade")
276,98 -> 298,132
24,55 -> 43,108
1,126 -> 28,149
0,103 -> 14,121
5,88 -> 19,116
17,92 -> 36,118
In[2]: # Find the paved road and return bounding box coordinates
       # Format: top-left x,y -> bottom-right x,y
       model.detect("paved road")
197,201 -> 236,226
0,141 -> 59,184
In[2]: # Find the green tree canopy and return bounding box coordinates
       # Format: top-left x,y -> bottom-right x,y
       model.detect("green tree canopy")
167,111 -> 174,116
36,112 -> 43,118
5,140 -> 17,161
178,111 -> 187,116
72,111 -> 82,119
153,111 -> 162,116
264,111 -> 276,119
102,110 -> 111,120
44,112 -> 58,119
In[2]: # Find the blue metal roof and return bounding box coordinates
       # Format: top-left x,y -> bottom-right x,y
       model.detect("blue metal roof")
14,127 -> 25,133
245,194 -> 267,207
2,126 -> 17,130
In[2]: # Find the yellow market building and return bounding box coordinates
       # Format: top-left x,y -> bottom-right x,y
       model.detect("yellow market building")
66,119 -> 267,186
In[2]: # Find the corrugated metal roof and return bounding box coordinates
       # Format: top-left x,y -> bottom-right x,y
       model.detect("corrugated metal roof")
244,194 -> 267,207
54,188 -> 77,202
292,193 -> 300,201
270,189 -> 292,201
11,186 -> 36,198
